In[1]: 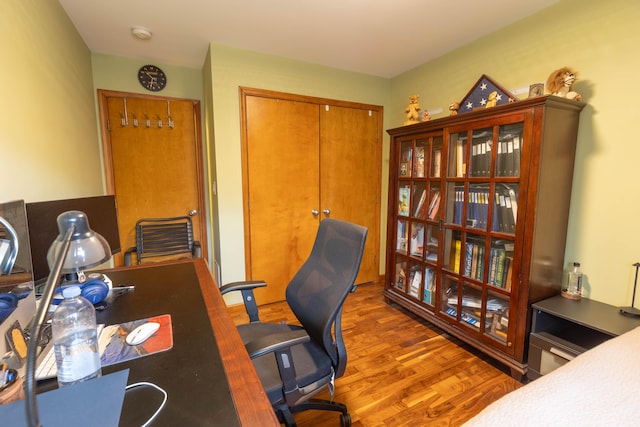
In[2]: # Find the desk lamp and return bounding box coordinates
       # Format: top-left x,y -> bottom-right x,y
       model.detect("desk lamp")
24,210 -> 111,427
620,262 -> 640,317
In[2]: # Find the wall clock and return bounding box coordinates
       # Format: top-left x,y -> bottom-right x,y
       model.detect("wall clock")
138,64 -> 167,92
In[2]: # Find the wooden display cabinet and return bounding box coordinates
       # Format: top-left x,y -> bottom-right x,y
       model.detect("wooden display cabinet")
384,95 -> 585,378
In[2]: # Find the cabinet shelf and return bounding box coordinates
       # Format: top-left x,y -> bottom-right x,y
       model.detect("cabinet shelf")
384,95 -> 585,378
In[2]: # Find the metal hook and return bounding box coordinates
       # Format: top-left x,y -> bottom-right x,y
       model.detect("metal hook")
167,100 -> 174,129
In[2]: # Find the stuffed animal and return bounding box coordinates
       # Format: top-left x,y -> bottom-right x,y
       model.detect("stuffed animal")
485,91 -> 498,108
404,95 -> 421,125
546,67 -> 582,101
449,102 -> 460,116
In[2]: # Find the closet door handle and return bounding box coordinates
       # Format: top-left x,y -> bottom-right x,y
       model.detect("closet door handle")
323,209 -> 331,215
311,209 -> 319,216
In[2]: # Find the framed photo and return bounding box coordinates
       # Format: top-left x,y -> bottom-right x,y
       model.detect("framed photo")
528,83 -> 544,98
399,162 -> 410,177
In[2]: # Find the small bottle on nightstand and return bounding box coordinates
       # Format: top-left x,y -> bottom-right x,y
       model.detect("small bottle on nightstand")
562,262 -> 583,300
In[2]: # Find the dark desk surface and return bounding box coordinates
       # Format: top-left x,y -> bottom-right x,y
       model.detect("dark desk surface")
532,294 -> 640,337
76,259 -> 277,426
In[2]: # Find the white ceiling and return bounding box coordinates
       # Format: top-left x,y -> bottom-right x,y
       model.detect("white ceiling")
59,0 -> 559,78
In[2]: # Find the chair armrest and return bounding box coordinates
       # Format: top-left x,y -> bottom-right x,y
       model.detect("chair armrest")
245,329 -> 311,403
123,246 -> 137,266
220,280 -> 267,322
244,329 -> 310,359
219,280 -> 267,295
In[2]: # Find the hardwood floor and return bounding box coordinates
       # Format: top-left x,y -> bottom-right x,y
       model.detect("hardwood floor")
228,282 -> 523,426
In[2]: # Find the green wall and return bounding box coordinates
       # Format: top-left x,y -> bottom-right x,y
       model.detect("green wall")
389,0 -> 640,305
0,0 -> 101,202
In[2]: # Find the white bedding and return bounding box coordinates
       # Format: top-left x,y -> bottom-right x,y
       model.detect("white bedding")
464,326 -> 640,426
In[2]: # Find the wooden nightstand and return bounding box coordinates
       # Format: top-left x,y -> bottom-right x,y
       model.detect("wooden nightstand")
528,295 -> 640,380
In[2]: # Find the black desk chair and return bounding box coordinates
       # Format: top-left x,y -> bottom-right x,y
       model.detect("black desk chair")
123,216 -> 201,266
221,218 -> 367,427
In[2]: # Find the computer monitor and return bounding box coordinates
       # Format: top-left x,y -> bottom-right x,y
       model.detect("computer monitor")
26,195 -> 121,285
0,199 -> 36,355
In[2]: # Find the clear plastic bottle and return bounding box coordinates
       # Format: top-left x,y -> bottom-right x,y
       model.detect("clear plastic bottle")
52,285 -> 102,387
562,262 -> 583,300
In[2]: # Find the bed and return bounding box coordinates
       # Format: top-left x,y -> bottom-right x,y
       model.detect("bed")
464,325 -> 640,426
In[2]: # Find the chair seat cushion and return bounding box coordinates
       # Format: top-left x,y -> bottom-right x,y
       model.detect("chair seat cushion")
237,322 -> 334,405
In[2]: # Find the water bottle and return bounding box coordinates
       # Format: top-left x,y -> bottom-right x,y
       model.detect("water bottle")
52,285 -> 102,387
562,262 -> 583,300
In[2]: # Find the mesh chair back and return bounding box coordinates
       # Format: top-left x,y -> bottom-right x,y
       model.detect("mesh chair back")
135,216 -> 196,264
285,218 -> 367,370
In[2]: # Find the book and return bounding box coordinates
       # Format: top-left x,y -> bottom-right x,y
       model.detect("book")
99,314 -> 173,366
398,187 -> 410,216
427,190 -> 441,220
453,239 -> 461,273
456,140 -> 464,177
432,149 -> 441,178
413,188 -> 427,218
414,146 -> 425,177
408,269 -> 421,298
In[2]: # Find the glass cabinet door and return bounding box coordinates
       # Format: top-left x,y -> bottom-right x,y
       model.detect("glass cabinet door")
391,133 -> 444,308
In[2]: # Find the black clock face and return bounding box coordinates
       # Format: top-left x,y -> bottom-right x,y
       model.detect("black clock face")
138,65 -> 167,92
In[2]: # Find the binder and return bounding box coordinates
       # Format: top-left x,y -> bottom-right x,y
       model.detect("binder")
470,143 -> 478,177
454,188 -> 464,224
483,140 -> 492,177
505,138 -> 515,176
480,141 -> 488,176
496,139 -> 504,176
492,192 -> 500,232
508,186 -> 518,227
498,193 -> 508,232
513,134 -> 521,177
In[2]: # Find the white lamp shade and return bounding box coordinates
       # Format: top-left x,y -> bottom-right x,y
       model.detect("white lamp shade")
46,210 -> 111,273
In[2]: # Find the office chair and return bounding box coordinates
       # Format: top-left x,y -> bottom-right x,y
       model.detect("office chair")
221,218 -> 367,427
123,216 -> 201,266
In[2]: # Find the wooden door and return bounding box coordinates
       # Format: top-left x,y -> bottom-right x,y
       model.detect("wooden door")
242,88 -> 383,305
320,105 -> 381,284
98,91 -> 207,264
244,96 -> 320,304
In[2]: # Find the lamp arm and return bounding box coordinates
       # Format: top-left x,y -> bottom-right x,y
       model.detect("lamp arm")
24,225 -> 75,427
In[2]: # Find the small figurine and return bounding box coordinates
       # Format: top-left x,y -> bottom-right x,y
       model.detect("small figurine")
421,110 -> 431,122
546,67 -> 582,101
485,91 -> 498,108
448,102 -> 460,116
404,95 -> 421,125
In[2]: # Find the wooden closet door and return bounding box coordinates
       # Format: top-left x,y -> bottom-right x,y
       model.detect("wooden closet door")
244,96 -> 320,305
320,105 -> 381,285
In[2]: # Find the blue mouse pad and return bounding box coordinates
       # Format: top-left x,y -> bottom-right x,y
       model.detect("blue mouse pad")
0,369 -> 129,427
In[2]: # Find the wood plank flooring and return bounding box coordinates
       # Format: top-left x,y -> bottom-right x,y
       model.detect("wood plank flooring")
228,282 -> 523,426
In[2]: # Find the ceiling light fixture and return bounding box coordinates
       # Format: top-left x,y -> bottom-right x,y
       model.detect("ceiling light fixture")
131,26 -> 152,41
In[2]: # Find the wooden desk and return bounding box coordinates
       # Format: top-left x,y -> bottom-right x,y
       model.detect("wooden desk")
98,259 -> 278,426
